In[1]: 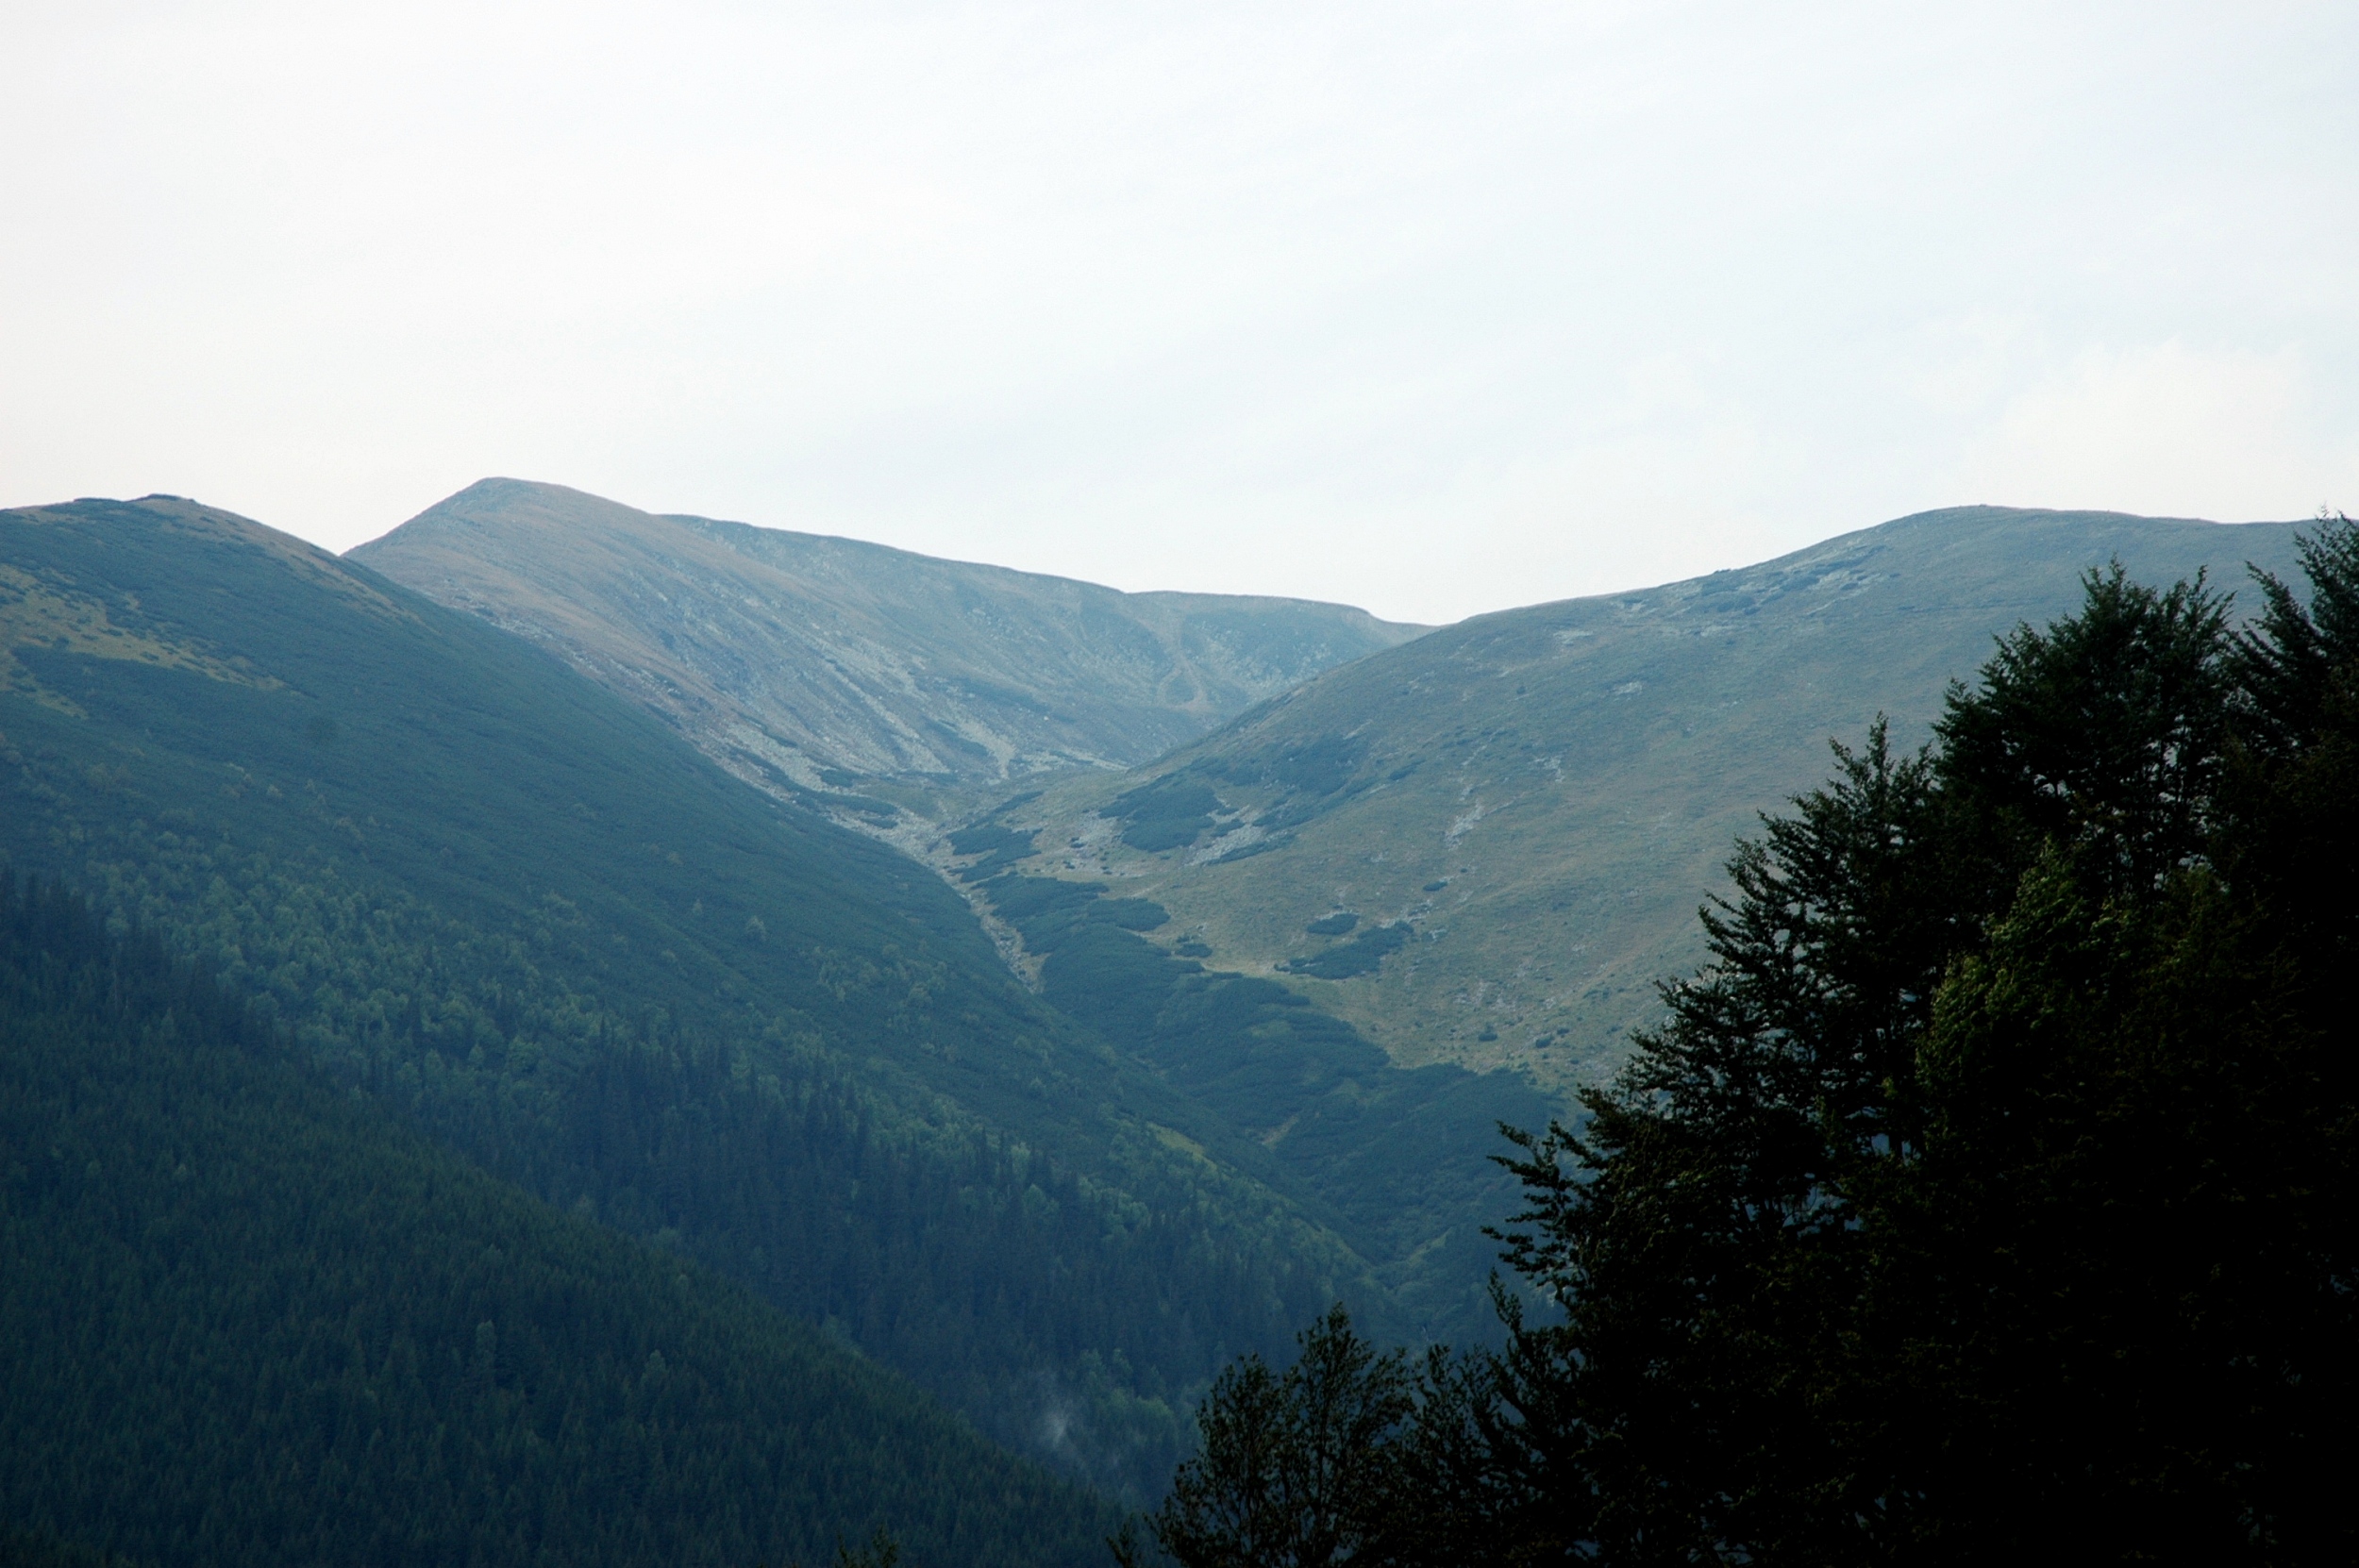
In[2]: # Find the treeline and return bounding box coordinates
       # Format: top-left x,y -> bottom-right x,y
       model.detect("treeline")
10,760 -> 1307,1495
1133,519 -> 2359,1563
22,820 -> 1330,1492
970,855 -> 1553,1343
0,872 -> 1113,1567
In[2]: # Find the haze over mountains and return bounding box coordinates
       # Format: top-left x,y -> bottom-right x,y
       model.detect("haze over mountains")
344,481 -> 2314,1314
357,480 -> 2304,1089
343,480 -> 2317,1309
356,479 -> 1552,1346
353,479 -> 1424,828
0,480 -> 2317,1566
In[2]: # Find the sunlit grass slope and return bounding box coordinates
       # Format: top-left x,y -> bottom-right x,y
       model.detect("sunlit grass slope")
1017,507 -> 2306,1087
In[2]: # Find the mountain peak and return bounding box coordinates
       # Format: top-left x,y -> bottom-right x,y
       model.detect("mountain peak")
353,479 -> 1425,817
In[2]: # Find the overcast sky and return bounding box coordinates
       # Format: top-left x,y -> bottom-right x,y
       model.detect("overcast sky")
4,1 -> 2353,624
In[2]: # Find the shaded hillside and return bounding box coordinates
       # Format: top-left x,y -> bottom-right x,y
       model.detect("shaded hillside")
349,479 -> 1423,824
0,494 -> 1381,1494
0,875 -> 1111,1568
1012,507 -> 2305,1084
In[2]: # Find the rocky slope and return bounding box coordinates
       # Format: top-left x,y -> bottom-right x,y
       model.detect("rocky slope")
351,479 -> 1424,825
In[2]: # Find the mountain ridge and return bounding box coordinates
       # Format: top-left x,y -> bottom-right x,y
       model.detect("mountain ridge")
350,478 -> 1425,824
996,505 -> 2311,1085
0,492 -> 1393,1497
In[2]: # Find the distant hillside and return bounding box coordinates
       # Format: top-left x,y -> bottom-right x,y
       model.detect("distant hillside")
0,876 -> 1110,1568
350,479 -> 1424,825
1005,507 -> 2307,1084
0,494 -> 1385,1497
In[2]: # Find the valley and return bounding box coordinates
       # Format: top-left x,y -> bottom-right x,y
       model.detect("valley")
0,485 -> 2317,1565
0,494 -> 1379,1510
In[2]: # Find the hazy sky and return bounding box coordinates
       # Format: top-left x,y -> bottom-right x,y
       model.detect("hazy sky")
4,2 -> 2353,624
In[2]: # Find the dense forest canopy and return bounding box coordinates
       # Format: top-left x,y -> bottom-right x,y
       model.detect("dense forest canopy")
1138,519 -> 2359,1564
0,874 -> 1113,1568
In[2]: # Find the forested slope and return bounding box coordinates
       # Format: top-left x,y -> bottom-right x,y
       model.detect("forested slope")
0,875 -> 1111,1568
0,494 -> 1374,1493
0,1526 -> 125,1568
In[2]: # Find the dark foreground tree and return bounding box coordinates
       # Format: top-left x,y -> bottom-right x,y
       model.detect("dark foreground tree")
1135,517 -> 2359,1566
1116,1307 -> 1415,1568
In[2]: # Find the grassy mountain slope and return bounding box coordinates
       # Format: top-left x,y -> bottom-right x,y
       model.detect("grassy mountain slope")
0,494 -> 1380,1493
349,479 -> 1424,826
1011,507 -> 2305,1086
0,876 -> 1111,1568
